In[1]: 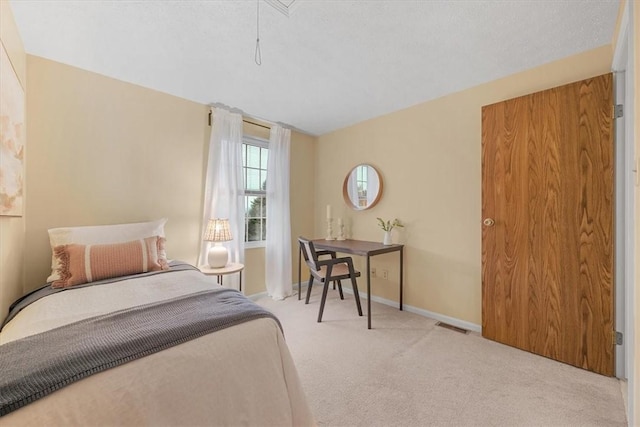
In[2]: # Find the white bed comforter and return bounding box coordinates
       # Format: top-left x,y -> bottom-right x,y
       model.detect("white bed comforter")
0,270 -> 315,426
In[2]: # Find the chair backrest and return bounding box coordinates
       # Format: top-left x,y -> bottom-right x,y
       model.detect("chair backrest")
298,237 -> 320,272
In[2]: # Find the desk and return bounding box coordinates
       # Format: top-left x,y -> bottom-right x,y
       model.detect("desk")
298,239 -> 404,329
198,263 -> 245,292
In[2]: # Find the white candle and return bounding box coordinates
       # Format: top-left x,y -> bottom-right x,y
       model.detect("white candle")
337,218 -> 343,226
326,204 -> 332,219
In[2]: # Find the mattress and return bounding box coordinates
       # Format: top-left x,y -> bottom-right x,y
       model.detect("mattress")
0,265 -> 314,426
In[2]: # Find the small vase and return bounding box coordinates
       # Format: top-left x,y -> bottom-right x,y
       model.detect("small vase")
383,230 -> 392,245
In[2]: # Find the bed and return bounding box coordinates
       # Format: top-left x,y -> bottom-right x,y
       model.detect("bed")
0,220 -> 314,426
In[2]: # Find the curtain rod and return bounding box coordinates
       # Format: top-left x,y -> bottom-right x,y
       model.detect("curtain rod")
244,119 -> 270,130
207,104 -> 313,136
206,111 -> 270,130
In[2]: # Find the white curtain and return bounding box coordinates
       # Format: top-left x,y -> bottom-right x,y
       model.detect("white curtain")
199,107 -> 245,287
265,125 -> 292,300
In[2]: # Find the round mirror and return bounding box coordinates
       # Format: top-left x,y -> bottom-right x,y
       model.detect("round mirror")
343,164 -> 383,210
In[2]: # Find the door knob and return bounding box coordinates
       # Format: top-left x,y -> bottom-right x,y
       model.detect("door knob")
483,218 -> 495,227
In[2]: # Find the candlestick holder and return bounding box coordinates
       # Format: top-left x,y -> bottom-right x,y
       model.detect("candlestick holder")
336,221 -> 346,240
325,218 -> 335,240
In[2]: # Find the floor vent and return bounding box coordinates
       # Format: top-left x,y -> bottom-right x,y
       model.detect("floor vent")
435,322 -> 468,334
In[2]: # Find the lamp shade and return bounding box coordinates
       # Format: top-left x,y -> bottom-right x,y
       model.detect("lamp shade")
203,218 -> 232,242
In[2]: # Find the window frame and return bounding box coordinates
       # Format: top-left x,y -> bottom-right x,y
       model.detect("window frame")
242,136 -> 269,249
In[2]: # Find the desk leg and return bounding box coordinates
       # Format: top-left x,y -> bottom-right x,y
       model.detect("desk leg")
367,255 -> 371,329
240,271 -> 243,293
298,247 -> 302,300
399,247 -> 403,311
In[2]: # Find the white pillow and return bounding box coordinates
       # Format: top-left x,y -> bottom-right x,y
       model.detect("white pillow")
46,218 -> 167,283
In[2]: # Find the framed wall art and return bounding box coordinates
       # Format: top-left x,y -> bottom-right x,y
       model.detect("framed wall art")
0,42 -> 25,216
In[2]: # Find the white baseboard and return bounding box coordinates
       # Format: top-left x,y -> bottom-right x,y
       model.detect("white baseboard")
293,282 -> 482,333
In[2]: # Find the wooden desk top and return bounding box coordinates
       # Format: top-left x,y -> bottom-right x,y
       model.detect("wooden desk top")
312,239 -> 403,257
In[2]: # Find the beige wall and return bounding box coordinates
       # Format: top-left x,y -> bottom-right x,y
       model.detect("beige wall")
0,0 -> 26,319
288,131 -> 316,290
24,55 -> 316,296
25,55 -> 208,290
316,45 -> 613,326
633,2 -> 639,424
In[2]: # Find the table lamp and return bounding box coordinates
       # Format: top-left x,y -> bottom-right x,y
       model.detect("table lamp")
203,218 -> 232,268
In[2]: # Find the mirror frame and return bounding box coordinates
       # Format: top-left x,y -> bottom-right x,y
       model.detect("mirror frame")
342,164 -> 384,211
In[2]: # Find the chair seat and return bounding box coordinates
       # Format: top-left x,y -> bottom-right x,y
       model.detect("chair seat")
317,263 -> 361,280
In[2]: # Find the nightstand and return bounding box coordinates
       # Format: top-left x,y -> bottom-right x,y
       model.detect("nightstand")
198,263 -> 245,292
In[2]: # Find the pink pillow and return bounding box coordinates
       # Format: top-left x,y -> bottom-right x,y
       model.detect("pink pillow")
46,218 -> 168,283
52,236 -> 169,288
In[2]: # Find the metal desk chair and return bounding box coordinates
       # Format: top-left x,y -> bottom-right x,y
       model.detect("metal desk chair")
298,237 -> 363,322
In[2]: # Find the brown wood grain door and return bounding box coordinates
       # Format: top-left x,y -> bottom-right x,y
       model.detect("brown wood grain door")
481,73 -> 614,376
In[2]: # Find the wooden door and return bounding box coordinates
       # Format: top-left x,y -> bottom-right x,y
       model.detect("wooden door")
481,74 -> 614,376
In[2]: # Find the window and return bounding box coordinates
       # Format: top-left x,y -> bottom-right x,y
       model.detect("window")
243,137 -> 268,245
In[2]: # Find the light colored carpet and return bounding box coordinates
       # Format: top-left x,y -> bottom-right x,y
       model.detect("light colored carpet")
256,286 -> 627,427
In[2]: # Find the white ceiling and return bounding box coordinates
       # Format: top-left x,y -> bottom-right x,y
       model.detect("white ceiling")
9,0 -> 619,136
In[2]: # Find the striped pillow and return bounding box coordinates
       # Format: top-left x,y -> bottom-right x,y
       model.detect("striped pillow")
52,236 -> 169,288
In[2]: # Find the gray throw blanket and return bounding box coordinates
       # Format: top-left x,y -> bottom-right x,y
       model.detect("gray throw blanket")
0,288 -> 281,417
